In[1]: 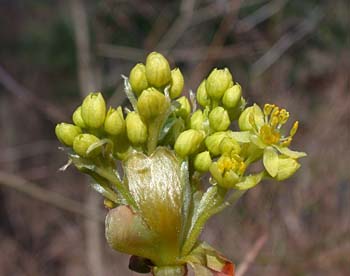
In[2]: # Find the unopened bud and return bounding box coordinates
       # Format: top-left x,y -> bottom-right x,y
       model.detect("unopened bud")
205,132 -> 228,156
55,123 -> 82,147
169,68 -> 184,99
196,80 -> 210,107
129,63 -> 149,96
145,52 -> 171,88
219,137 -> 240,154
175,96 -> 191,119
238,104 -> 264,131
126,112 -> 148,145
206,68 -> 232,100
222,83 -> 242,109
104,107 -> 125,136
194,151 -> 212,172
190,109 -> 205,130
137,88 -> 169,122
174,129 -> 204,158
73,133 -> 101,158
72,106 -> 86,128
81,92 -> 106,129
209,106 -> 231,131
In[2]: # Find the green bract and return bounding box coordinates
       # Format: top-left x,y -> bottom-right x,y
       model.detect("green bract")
55,52 -> 306,276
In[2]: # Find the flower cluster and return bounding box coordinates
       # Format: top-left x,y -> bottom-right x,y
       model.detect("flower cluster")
55,52 -> 306,276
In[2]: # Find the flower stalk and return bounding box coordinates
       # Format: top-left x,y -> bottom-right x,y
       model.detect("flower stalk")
55,52 -> 306,275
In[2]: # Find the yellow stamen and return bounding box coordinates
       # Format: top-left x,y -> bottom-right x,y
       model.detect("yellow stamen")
264,104 -> 275,116
260,124 -> 281,145
290,121 -> 299,137
281,137 -> 292,147
279,109 -> 289,125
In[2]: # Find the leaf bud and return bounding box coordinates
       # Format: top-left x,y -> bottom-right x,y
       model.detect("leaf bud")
72,106 -> 86,128
205,132 -> 228,156
129,63 -> 149,96
169,68 -> 184,99
73,133 -> 101,158
104,107 -> 125,136
209,106 -> 231,131
222,83 -> 242,109
137,88 -> 169,122
206,68 -> 233,100
145,52 -> 171,88
175,96 -> 191,119
81,92 -> 106,129
126,112 -> 148,145
174,129 -> 204,158
196,80 -> 210,107
55,123 -> 82,147
194,151 -> 212,172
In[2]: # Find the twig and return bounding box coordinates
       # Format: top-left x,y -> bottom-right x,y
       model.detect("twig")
97,44 -> 261,63
251,7 -> 323,77
236,233 -> 268,276
236,0 -> 288,32
0,65 -> 66,122
190,0 -> 242,86
156,0 -> 197,51
0,170 -> 104,221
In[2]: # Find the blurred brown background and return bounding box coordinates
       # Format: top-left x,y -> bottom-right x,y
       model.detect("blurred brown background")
0,0 -> 349,275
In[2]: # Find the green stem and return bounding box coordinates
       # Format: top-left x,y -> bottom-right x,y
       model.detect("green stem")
94,166 -> 137,210
147,120 -> 162,155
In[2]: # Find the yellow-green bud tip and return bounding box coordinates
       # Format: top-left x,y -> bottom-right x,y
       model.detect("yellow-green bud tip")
129,63 -> 148,96
175,96 -> 191,119
125,112 -> 148,145
209,106 -> 231,131
196,80 -> 210,107
174,129 -> 204,158
223,83 -> 242,109
55,123 -> 82,147
169,68 -> 184,99
206,68 -> 233,100
72,106 -> 86,128
145,52 -> 171,88
81,92 -> 106,129
73,133 -> 101,158
104,106 -> 125,136
194,151 -> 212,172
137,88 -> 169,122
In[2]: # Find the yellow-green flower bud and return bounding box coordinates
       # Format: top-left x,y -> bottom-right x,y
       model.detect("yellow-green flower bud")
238,104 -> 264,131
205,132 -> 227,156
55,123 -> 82,147
206,68 -> 232,100
175,96 -> 191,119
145,52 -> 171,88
104,107 -> 125,136
209,106 -> 231,131
169,68 -> 184,99
81,92 -> 106,129
219,137 -> 241,155
137,88 -> 169,122
72,106 -> 86,128
129,63 -> 149,96
190,109 -> 205,130
196,80 -> 210,107
194,151 -> 212,172
126,112 -> 148,145
73,133 -> 101,158
174,129 -> 204,158
222,83 -> 242,109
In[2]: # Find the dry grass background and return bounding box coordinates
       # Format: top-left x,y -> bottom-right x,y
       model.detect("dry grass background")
0,0 -> 349,275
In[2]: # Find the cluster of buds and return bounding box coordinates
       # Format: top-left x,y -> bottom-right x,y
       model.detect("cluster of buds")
55,52 -> 306,276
